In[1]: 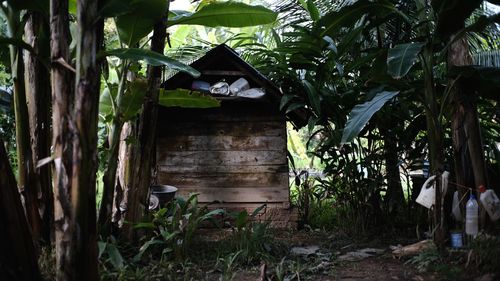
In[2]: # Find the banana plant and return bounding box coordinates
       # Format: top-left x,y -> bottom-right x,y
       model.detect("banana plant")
96,0 -> 278,236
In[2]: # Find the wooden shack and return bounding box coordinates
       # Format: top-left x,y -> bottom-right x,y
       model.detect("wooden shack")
156,44 -> 305,227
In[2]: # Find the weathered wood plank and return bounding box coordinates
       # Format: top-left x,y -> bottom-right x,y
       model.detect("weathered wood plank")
157,105 -> 284,123
158,172 -> 288,188
157,164 -> 289,174
157,150 -> 287,166
158,135 -> 286,151
176,187 -> 289,203
158,121 -> 285,137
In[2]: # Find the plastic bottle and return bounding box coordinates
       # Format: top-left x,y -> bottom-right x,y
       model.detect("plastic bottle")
465,193 -> 479,237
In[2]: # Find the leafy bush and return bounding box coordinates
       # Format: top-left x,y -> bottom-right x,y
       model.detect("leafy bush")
405,244 -> 441,272
470,235 -> 500,274
134,193 -> 224,262
227,205 -> 273,264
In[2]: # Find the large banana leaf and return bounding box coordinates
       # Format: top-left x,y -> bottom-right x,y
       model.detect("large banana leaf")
115,0 -> 167,46
168,2 -> 277,27
121,79 -> 147,121
341,91 -> 399,144
100,48 -> 200,77
387,42 -> 424,79
158,89 -> 220,108
98,0 -> 134,17
99,80 -> 148,122
432,0 -> 482,39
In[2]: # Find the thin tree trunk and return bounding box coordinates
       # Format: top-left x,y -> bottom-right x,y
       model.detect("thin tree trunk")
5,6 -> 44,244
422,45 -> 446,248
124,19 -> 167,241
382,124 -> 404,212
0,139 -> 42,281
70,0 -> 102,279
112,123 -> 133,227
98,117 -> 122,236
24,11 -> 53,244
50,0 -> 75,279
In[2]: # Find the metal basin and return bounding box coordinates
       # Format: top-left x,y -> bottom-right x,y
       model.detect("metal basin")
149,185 -> 177,210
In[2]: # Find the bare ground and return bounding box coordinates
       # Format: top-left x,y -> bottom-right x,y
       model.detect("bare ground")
200,229 -> 440,281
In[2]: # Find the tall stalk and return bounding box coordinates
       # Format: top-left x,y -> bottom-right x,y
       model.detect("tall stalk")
124,17 -> 167,242
70,0 -> 103,279
24,11 -> 53,244
421,44 -> 446,248
4,5 -> 43,244
98,62 -> 129,236
49,0 -> 75,278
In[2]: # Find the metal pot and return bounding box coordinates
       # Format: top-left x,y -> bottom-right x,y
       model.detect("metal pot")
149,185 -> 177,210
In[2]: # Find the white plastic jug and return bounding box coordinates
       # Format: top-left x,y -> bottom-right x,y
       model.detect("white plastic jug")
465,194 -> 479,237
415,171 -> 449,209
416,175 -> 436,209
480,189 -> 500,221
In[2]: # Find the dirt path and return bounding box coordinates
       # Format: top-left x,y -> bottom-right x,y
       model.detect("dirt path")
202,229 -> 439,281
227,254 -> 436,281
329,255 -> 435,281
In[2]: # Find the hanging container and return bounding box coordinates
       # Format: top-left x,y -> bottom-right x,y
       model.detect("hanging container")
465,193 -> 479,237
479,186 -> 500,221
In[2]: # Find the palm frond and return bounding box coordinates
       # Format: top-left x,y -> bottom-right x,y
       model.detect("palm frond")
473,49 -> 500,67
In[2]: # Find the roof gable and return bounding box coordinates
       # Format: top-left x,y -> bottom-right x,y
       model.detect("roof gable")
162,44 -> 307,127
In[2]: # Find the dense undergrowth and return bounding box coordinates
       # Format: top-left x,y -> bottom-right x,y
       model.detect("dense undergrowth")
36,193 -> 500,281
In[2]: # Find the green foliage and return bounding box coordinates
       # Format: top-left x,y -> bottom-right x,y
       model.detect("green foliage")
98,237 -> 125,270
215,251 -> 242,281
470,236 -> 500,273
387,43 -> 425,79
134,194 -> 224,262
227,205 -> 273,264
158,88 -> 220,108
168,2 -> 277,28
5,0 -> 49,15
341,91 -> 399,144
405,244 -> 440,272
100,48 -> 201,77
319,0 -> 407,37
115,0 -> 168,46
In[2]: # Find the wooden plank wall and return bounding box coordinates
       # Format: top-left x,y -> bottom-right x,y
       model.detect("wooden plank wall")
156,102 -> 290,207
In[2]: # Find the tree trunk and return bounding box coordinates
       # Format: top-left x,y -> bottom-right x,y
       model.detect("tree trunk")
422,45 -> 446,248
124,20 -> 167,241
382,124 -> 404,212
449,37 -> 487,226
112,123 -> 133,227
98,117 -> 122,236
0,139 -> 42,281
24,11 -> 53,244
50,0 -> 75,279
70,0 -> 102,279
5,6 -> 44,245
